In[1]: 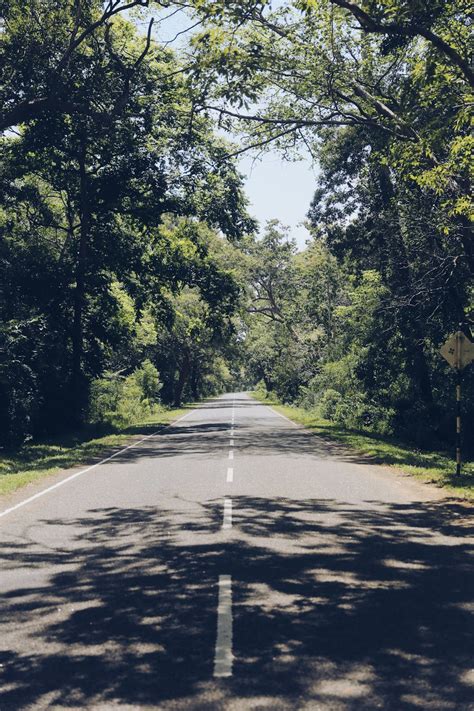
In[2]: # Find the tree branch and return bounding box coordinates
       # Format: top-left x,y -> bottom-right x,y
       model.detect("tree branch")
330,0 -> 474,87
56,0 -> 150,74
105,17 -> 155,116
0,0 -> 151,133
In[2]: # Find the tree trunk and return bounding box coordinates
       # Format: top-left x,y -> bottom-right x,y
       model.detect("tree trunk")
378,165 -> 434,406
71,140 -> 90,424
458,213 -> 474,277
262,373 -> 273,392
190,361 -> 199,401
174,352 -> 190,407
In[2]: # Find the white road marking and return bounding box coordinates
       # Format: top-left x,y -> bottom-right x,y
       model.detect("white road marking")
267,406 -> 299,426
223,498 -> 232,529
228,451 -> 234,460
230,439 -> 234,446
227,467 -> 233,483
214,575 -> 233,678
0,409 -> 195,520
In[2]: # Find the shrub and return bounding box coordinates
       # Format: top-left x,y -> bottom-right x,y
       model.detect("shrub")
339,399 -> 395,436
0,320 -> 43,446
0,361 -> 38,446
132,359 -> 162,406
318,389 -> 343,420
314,387 -> 395,435
89,361 -> 163,428
88,372 -> 124,427
114,375 -> 150,428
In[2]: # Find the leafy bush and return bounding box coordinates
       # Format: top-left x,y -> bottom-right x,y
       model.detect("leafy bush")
89,361 -> 162,428
133,359 -> 163,406
338,399 -> 396,436
88,373 -> 124,427
318,388 -> 344,420
0,361 -> 38,446
300,381 -> 395,436
0,320 -> 43,446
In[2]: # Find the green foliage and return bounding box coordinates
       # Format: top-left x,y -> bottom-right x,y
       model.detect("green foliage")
89,360 -> 162,429
175,0 -> 473,450
1,0 -> 473,461
0,5 -> 252,443
134,360 -> 163,405
317,389 -> 343,420
243,228 -> 473,448
0,321 -> 39,446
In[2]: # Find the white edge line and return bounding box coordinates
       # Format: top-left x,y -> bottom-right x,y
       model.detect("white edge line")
267,406 -> 299,426
0,409 -> 195,520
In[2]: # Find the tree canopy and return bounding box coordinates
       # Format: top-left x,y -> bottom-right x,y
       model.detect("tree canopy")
1,0 -> 472,453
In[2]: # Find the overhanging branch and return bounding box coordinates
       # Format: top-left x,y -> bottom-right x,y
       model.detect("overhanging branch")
330,0 -> 474,87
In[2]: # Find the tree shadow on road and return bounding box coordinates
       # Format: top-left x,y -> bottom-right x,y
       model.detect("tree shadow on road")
0,498 -> 472,710
88,421 -> 371,466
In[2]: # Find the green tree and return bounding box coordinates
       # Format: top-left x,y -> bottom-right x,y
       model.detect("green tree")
0,0 -> 151,133
0,8 -> 253,441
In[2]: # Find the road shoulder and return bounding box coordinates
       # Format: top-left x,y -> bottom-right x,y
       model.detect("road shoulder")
249,391 -> 474,504
0,405 -> 194,510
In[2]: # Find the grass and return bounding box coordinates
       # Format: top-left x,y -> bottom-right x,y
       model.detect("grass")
0,405 -> 192,498
250,390 -> 474,501
3,394 -> 472,503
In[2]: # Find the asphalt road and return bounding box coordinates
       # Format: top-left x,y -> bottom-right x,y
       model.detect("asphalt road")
0,393 -> 472,710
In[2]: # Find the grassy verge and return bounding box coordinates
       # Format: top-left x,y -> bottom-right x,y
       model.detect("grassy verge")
0,405 -> 192,497
250,390 -> 474,501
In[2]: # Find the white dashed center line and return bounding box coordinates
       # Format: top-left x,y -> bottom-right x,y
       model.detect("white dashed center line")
228,451 -> 233,460
230,439 -> 234,446
214,575 -> 233,678
223,498 -> 232,529
227,467 -> 233,483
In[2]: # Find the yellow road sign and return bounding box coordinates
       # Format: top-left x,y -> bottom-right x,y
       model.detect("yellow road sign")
440,331 -> 474,370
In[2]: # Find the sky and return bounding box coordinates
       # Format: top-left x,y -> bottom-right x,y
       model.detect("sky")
143,5 -> 318,249
238,154 -> 317,249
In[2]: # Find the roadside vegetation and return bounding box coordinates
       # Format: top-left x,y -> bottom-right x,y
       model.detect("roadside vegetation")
251,388 -> 474,501
1,2 -> 252,451
1,1 -> 472,489
0,402 -> 192,497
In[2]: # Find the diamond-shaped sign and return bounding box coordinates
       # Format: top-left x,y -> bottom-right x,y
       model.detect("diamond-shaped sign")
440,331 -> 474,370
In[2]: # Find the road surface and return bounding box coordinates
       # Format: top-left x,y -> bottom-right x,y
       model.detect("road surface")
0,393 -> 472,710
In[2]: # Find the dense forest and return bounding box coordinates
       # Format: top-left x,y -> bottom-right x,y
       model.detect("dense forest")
0,0 -> 472,453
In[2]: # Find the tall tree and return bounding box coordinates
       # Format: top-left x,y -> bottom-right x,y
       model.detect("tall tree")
0,0 -> 152,133
0,9 -> 253,440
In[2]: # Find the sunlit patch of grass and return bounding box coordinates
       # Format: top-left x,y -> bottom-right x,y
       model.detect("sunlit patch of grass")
0,405 -> 190,497
250,390 -> 474,501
